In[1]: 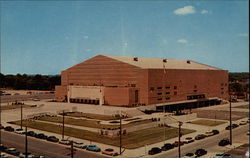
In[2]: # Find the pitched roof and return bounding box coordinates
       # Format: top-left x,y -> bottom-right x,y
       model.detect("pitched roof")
103,55 -> 222,70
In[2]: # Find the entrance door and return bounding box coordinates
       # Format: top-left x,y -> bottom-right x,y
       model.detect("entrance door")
135,90 -> 139,103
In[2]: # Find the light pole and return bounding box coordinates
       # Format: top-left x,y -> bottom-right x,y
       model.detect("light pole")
62,110 -> 65,140
119,115 -> 122,155
21,104 -> 23,129
178,121 -> 183,158
25,126 -> 28,158
229,94 -> 232,145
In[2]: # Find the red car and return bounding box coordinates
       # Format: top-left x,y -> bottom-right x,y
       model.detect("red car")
172,141 -> 185,147
0,124 -> 4,130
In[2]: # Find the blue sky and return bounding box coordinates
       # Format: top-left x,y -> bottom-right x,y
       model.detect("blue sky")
1,0 -> 249,75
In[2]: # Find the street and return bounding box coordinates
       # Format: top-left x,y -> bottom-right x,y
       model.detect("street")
1,130 -> 108,158
156,125 -> 249,158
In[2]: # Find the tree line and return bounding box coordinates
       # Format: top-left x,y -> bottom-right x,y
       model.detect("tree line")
0,72 -> 248,91
0,73 -> 60,90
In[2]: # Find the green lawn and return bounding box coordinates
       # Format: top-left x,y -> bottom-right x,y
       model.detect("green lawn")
9,120 -> 195,149
36,116 -> 152,129
63,112 -> 120,121
189,119 -> 226,126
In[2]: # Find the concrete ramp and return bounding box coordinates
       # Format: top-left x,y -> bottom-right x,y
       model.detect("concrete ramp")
124,108 -> 145,117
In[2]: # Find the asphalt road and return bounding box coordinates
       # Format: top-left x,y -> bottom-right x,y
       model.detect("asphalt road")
1,131 -> 108,158
156,125 -> 249,158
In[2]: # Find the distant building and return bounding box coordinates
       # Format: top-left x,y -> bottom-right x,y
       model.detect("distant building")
55,55 -> 228,111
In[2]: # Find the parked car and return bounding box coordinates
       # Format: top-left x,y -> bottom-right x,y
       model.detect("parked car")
4,126 -> 14,132
172,141 -> 185,147
148,147 -> 161,155
47,136 -> 59,142
0,153 -> 8,158
226,124 -> 239,130
27,131 -> 37,137
239,121 -> 247,125
14,128 -> 25,134
6,148 -> 20,156
73,142 -> 86,149
212,153 -> 232,158
185,152 -> 196,158
35,133 -> 47,139
212,129 -> 220,135
218,139 -> 230,146
183,137 -> 194,144
195,148 -> 207,157
0,124 -> 4,129
101,148 -> 118,156
195,134 -> 206,140
161,143 -> 174,151
205,130 -> 214,137
0,144 -> 7,151
247,131 -> 250,135
59,139 -> 70,145
19,152 -> 35,158
86,144 -> 101,152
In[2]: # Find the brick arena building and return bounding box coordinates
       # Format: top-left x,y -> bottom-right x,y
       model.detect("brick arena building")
55,55 -> 228,111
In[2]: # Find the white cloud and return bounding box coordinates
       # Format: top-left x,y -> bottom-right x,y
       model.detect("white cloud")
174,6 -> 196,15
83,35 -> 89,39
237,33 -> 248,37
177,39 -> 188,44
201,10 -> 209,14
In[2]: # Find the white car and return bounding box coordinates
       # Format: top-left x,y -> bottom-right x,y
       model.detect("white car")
239,121 -> 247,125
183,137 -> 194,143
59,139 -> 71,145
19,152 -> 35,158
73,141 -> 86,148
204,130 -> 214,137
14,128 -> 25,134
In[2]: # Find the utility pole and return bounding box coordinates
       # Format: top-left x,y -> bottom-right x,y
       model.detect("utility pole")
0,96 -> 2,144
25,126 -> 28,158
62,110 -> 65,139
119,116 -> 122,155
71,140 -> 74,158
21,104 -> 23,129
229,94 -> 232,145
178,121 -> 183,158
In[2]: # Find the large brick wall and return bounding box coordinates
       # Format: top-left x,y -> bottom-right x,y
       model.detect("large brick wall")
55,55 -> 228,106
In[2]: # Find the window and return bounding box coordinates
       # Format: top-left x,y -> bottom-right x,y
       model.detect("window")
157,98 -> 162,101
194,85 -> 197,88
166,97 -> 170,100
157,87 -> 162,90
174,86 -> 177,89
221,83 -> 224,86
131,84 -> 136,87
150,87 -> 154,91
193,90 -> 197,92
166,92 -> 170,95
165,86 -> 170,89
221,88 -> 224,90
157,92 -> 162,95
225,83 -> 227,86
174,92 -> 177,95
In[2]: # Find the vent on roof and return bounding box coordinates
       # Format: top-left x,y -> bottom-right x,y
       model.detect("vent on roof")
163,59 -> 167,63
133,57 -> 138,61
187,60 -> 191,64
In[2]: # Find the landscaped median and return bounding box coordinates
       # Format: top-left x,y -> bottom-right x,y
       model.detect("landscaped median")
33,115 -> 152,129
188,119 -> 226,126
9,120 -> 195,149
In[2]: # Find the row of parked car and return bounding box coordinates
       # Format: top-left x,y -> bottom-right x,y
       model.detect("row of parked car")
148,129 -> 220,156
2,125 -> 119,157
0,144 -> 44,158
